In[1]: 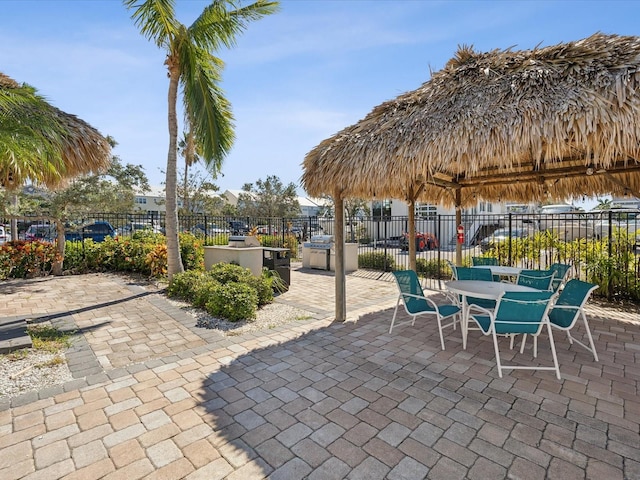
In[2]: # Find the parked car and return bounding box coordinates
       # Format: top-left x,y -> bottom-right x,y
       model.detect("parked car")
190,223 -> 228,236
65,221 -> 116,242
228,220 -> 250,235
117,222 -> 164,236
0,226 -> 8,244
24,224 -> 56,242
479,227 -> 533,253
400,232 -> 439,251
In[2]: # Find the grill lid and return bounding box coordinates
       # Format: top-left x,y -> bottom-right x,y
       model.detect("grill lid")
310,234 -> 334,244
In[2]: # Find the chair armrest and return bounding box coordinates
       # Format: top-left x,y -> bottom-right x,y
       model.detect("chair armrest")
400,292 -> 440,310
468,304 -> 494,317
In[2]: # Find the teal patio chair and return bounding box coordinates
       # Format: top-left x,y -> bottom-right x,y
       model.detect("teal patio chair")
471,256 -> 500,281
471,256 -> 498,266
549,263 -> 572,292
455,267 -> 496,310
521,279 -> 599,361
390,270 -> 460,350
468,290 -> 560,379
516,269 -> 555,291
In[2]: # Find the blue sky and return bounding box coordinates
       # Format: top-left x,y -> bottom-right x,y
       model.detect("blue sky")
2,0 -> 639,206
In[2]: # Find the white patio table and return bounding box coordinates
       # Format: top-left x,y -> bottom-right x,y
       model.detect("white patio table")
445,280 -> 540,349
471,265 -> 522,277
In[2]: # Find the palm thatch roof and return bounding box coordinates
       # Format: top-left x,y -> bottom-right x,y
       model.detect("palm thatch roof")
1,72 -> 111,188
302,33 -> 640,206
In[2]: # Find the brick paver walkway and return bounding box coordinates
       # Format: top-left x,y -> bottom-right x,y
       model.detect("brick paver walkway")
0,267 -> 639,479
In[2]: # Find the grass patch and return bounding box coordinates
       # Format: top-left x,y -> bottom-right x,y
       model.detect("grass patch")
36,355 -> 66,368
27,324 -> 74,353
5,349 -> 29,361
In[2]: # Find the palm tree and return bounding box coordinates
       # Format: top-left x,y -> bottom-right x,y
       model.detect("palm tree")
125,0 -> 279,279
597,198 -> 612,210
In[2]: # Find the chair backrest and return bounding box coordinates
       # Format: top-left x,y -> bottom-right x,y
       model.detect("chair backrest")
549,263 -> 572,291
548,279 -> 599,328
445,259 -> 457,280
456,267 -> 493,281
472,256 -> 498,266
516,269 -> 555,290
494,291 -> 555,335
392,270 -> 434,314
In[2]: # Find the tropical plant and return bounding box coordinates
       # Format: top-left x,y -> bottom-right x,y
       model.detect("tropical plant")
124,0 -> 279,280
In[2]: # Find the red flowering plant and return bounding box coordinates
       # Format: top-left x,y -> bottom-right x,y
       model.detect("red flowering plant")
0,240 -> 61,279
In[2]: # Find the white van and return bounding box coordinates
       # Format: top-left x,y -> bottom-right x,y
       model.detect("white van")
589,208 -> 640,242
538,204 -> 593,241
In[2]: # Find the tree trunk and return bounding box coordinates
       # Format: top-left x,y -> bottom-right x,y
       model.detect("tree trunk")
165,62 -> 184,280
52,221 -> 66,276
10,194 -> 18,241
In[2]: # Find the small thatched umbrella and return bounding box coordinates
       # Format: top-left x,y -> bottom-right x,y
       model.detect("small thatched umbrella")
1,72 -> 111,187
1,72 -> 112,273
302,33 -> 640,321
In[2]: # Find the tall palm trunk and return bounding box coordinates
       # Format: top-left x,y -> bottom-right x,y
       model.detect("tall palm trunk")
166,60 -> 184,279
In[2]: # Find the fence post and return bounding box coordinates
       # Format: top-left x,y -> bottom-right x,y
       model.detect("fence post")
508,213 -> 513,265
607,210 -> 613,298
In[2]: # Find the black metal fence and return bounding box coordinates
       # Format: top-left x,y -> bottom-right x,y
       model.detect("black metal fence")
4,210 -> 639,299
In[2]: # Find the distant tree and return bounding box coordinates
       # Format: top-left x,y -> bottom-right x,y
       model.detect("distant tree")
177,168 -> 224,215
237,175 -> 299,218
314,195 -> 370,222
221,202 -> 238,217
43,154 -> 149,218
125,0 -> 279,280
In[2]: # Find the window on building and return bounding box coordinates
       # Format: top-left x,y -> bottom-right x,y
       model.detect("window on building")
416,203 -> 437,220
372,200 -> 392,220
135,197 -> 147,204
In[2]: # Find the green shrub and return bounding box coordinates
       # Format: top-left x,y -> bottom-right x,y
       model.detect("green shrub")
358,252 -> 395,271
205,282 -> 258,321
166,270 -> 205,302
206,262 -> 254,284
416,258 -> 449,279
205,263 -> 273,305
179,232 -> 204,271
61,232 -> 202,278
192,278 -> 223,309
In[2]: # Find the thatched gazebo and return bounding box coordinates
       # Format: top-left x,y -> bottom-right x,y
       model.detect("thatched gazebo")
302,33 -> 640,321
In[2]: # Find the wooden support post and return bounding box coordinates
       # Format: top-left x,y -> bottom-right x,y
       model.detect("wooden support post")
334,194 -> 346,322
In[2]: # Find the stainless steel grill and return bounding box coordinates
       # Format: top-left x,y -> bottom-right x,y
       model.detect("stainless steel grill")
303,235 -> 334,270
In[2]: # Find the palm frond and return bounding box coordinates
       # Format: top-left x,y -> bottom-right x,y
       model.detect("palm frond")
190,0 -> 279,50
179,42 -> 234,173
124,0 -> 179,48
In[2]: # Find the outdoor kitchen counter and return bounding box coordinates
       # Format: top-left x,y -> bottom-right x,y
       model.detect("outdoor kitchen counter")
204,245 -> 264,276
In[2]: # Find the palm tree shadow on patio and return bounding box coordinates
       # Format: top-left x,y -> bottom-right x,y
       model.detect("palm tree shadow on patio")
189,303 -> 638,479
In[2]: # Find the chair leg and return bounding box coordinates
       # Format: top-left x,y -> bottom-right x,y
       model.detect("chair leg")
491,330 -> 504,378
546,322 -> 561,380
519,334 -> 528,354
437,316 -> 446,351
581,311 -> 599,362
389,299 -> 401,334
